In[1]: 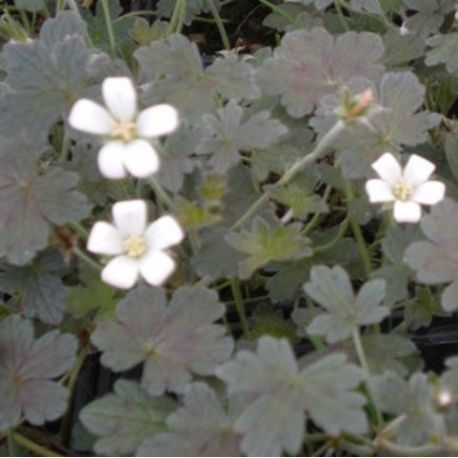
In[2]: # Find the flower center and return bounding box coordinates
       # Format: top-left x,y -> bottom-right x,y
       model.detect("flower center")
393,181 -> 413,201
123,235 -> 147,258
112,120 -> 137,142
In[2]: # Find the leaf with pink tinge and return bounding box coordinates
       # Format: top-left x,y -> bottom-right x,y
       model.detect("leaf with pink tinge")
405,199 -> 458,312
257,27 -> 384,118
0,315 -> 77,429
91,286 -> 233,396
216,336 -> 367,457
138,383 -> 242,456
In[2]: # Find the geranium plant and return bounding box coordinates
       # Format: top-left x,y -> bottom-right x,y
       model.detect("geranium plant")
1,0 -> 458,456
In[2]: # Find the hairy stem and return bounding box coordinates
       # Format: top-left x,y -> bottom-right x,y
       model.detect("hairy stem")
343,180 -> 372,278
73,246 -> 102,271
101,0 -> 116,54
230,277 -> 250,337
206,0 -> 231,50
12,433 -> 60,457
232,121 -> 345,230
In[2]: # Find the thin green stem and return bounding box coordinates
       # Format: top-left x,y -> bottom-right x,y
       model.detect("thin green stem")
314,217 -> 349,254
352,326 -> 383,427
70,222 -> 89,239
149,177 -> 174,209
101,0 -> 116,54
168,0 -> 186,34
11,433 -> 60,457
73,246 -> 102,271
232,121 -> 345,230
343,180 -> 372,278
7,430 -> 16,457
302,185 -> 333,236
59,132 -> 71,162
258,0 -> 295,22
230,278 -> 250,337
206,0 -> 230,50
335,0 -> 350,31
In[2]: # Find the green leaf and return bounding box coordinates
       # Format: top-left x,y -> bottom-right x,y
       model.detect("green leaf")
197,100 -> 288,173
304,265 -> 389,343
0,147 -> 90,265
405,199 -> 458,312
138,383 -> 241,456
0,250 -> 67,324
0,315 -> 77,429
216,337 -> 367,456
371,371 -> 445,446
157,0 -> 222,23
67,267 -> 117,322
311,72 -> 441,178
0,12 -> 92,141
192,226 -> 244,280
14,0 -> 45,13
445,129 -> 458,181
80,380 -> 176,456
0,140 -> 90,265
226,218 -> 313,279
91,286 -> 233,396
135,34 -> 260,119
426,33 -> 458,75
257,27 -> 384,117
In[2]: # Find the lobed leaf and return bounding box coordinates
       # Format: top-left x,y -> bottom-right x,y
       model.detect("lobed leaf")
0,315 -> 77,429
257,28 -> 384,117
91,286 -> 233,396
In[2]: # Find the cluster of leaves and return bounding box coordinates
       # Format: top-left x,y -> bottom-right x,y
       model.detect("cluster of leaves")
2,0 -> 458,456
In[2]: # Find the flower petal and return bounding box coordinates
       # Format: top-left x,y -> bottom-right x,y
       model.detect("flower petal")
102,77 -> 137,122
137,104 -> 179,138
365,179 -> 395,203
402,154 -> 436,186
123,139 -> 160,178
371,153 -> 402,186
393,201 -> 422,223
101,256 -> 140,289
145,215 -> 184,251
412,180 -> 446,205
87,222 -> 123,255
97,141 -> 128,179
68,99 -> 116,135
112,199 -> 147,237
139,251 -> 176,286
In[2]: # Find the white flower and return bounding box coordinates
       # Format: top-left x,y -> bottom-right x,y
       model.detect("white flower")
87,200 -> 184,289
399,23 -> 409,36
365,152 -> 445,223
68,77 -> 179,179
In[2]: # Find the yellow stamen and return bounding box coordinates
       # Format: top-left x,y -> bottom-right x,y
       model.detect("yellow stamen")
393,181 -> 413,201
112,120 -> 137,142
123,235 -> 147,258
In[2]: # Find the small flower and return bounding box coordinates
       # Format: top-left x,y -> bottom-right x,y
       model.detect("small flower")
365,152 -> 446,223
399,23 -> 409,36
68,77 -> 178,179
87,200 -> 184,289
437,389 -> 453,408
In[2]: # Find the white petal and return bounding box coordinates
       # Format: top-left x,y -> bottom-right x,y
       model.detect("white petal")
136,104 -> 179,138
371,152 -> 402,186
393,200 -> 422,223
365,179 -> 395,203
145,215 -> 184,251
101,256 -> 140,289
412,180 -> 446,205
112,199 -> 147,237
87,222 -> 123,255
68,99 -> 116,135
139,251 -> 176,286
102,77 -> 137,122
97,141 -> 128,179
123,139 -> 160,178
402,154 -> 436,186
